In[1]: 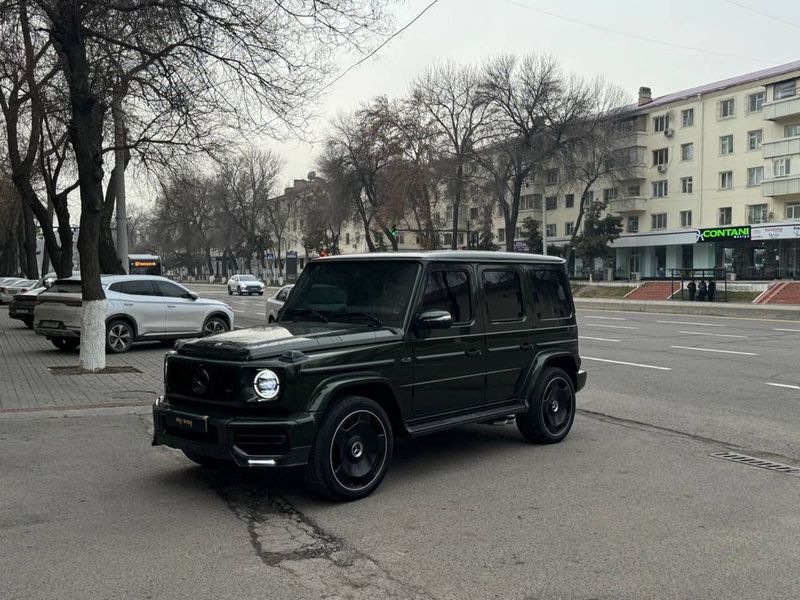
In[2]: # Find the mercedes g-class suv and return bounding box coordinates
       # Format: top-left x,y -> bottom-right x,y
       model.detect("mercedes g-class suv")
153,251 -> 586,501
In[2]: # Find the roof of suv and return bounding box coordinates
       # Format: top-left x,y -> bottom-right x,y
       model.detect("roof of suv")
317,250 -> 565,264
53,275 -> 180,284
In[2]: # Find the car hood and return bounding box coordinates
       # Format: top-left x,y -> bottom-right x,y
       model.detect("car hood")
175,321 -> 402,361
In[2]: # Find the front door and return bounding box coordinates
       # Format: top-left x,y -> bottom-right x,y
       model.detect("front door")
156,280 -> 207,334
411,265 -> 485,417
117,279 -> 166,336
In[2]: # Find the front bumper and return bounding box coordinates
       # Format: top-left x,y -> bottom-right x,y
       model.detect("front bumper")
576,369 -> 587,392
152,395 -> 315,467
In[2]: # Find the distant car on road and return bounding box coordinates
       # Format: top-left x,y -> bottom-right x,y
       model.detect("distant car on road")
0,277 -> 26,303
266,284 -> 293,322
9,287 -> 46,328
227,274 -> 265,296
34,275 -> 234,353
1,279 -> 37,304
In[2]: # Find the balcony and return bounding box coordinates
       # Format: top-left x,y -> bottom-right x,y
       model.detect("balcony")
763,96 -> 800,121
607,196 -> 647,214
762,173 -> 800,198
762,136 -> 800,159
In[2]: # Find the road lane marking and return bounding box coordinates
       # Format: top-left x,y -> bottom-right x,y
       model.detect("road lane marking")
678,331 -> 748,339
582,356 -> 672,371
583,324 -> 639,330
670,345 -> 758,356
774,328 -> 800,332
583,316 -> 627,321
765,383 -> 800,391
579,336 -> 621,342
656,320 -> 726,327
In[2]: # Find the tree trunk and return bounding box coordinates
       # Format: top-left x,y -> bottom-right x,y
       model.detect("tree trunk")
52,193 -> 74,277
21,201 -> 39,278
41,198 -> 54,274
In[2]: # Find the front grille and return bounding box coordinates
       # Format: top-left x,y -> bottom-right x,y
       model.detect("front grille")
232,425 -> 289,456
167,360 -> 241,402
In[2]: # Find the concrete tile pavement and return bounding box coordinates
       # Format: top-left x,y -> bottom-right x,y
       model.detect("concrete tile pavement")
0,308 -> 164,412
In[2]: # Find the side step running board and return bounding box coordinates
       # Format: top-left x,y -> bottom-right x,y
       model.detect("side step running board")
407,402 -> 526,437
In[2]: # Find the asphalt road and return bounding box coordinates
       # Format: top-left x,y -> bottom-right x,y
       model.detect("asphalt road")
2,290 -> 799,599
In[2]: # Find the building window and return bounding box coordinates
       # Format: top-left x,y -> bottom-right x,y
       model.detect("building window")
652,148 -> 668,166
545,196 -> 557,210
680,210 -> 692,227
565,222 -> 574,235
720,135 -> 734,155
681,109 -> 694,127
515,226 -> 523,239
747,167 -> 764,186
564,194 -> 574,208
469,207 -> 479,220
653,114 -> 669,132
652,180 -> 668,197
627,185 -> 640,196
680,143 -> 694,161
545,223 -> 557,237
720,171 -> 733,189
520,193 -> 538,210
627,216 -> 639,233
774,79 -> 797,100
681,177 -> 693,193
443,232 -> 453,246
748,91 -> 765,113
787,203 -> 800,219
585,190 -> 594,202
774,158 -> 791,177
785,124 -> 800,138
445,206 -> 453,222
651,213 -> 667,230
718,207 -> 732,226
602,188 -> 617,202
497,228 -> 505,242
545,169 -> 559,185
747,130 -> 762,151
747,203 -> 769,224
719,98 -> 735,118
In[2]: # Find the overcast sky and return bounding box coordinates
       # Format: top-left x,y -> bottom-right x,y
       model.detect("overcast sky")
128,0 -> 800,205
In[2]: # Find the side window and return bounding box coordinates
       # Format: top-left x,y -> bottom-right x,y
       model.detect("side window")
527,268 -> 572,320
156,281 -> 188,298
276,287 -> 289,302
420,270 -> 472,324
120,280 -> 156,296
482,269 -> 523,321
108,282 -> 123,293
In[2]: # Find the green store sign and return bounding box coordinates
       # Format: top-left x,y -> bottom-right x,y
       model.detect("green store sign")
695,226 -> 751,243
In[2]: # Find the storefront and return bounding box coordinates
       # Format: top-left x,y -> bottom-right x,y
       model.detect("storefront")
701,224 -> 800,280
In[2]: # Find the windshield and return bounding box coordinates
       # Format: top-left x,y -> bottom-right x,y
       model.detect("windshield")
239,275 -> 258,281
280,260 -> 421,328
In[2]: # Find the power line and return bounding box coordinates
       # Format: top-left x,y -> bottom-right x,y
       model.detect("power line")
317,0 -> 440,95
503,0 -> 779,65
725,0 -> 800,30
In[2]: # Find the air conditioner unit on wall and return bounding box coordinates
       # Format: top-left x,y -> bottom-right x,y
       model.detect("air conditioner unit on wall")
657,164 -> 667,173
664,128 -> 674,137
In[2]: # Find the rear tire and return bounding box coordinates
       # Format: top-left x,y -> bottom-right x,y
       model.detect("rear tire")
51,337 -> 79,351
517,367 -> 576,444
106,319 -> 134,354
24,318 -> 33,329
305,395 -> 393,502
227,288 -> 233,296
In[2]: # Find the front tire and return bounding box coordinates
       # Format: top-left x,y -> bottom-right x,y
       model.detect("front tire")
203,315 -> 229,336
106,319 -> 134,354
51,337 -> 79,351
517,367 -> 576,444
306,396 -> 393,502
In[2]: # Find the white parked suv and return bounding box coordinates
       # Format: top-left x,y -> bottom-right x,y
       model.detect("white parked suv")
227,274 -> 265,296
34,275 -> 235,353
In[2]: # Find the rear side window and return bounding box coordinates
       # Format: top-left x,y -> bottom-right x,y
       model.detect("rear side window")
420,270 -> 472,324
482,269 -> 523,321
119,280 -> 156,296
527,268 -> 572,320
47,280 -> 82,294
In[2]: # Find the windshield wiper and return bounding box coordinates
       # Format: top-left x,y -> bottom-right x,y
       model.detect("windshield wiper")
328,310 -> 383,327
283,307 -> 328,323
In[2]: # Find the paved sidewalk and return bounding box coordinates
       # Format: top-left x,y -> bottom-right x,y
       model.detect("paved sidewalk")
0,309 -> 164,412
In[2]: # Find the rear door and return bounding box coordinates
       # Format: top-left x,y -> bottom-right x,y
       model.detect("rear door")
480,265 -> 534,404
116,279 -> 166,336
411,263 -> 485,417
156,280 -> 206,334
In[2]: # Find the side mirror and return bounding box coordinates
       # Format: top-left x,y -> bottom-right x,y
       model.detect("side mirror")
184,291 -> 199,300
415,310 -> 452,330
44,278 -> 55,289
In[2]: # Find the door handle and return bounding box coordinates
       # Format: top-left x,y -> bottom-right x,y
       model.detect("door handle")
465,348 -> 481,358
167,304 -> 176,308
123,302 -> 133,307
520,342 -> 533,351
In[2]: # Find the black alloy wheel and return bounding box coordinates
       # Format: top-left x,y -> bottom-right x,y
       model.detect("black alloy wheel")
306,396 -> 393,501
517,367 -> 576,444
106,319 -> 134,354
51,337 -> 79,351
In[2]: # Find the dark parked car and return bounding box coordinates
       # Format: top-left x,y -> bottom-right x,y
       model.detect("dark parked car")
153,251 -> 586,501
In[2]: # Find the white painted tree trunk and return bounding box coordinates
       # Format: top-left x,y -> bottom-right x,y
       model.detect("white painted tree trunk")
80,299 -> 107,371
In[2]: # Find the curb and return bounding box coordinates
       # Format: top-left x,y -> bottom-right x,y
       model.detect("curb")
574,298 -> 800,321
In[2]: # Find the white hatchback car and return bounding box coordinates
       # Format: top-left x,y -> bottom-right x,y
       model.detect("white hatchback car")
34,275 -> 235,353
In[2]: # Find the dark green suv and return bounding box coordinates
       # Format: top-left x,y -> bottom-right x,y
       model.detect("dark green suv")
152,251 -> 586,501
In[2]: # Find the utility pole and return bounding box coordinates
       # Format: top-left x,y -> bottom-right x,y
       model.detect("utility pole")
542,199 -> 548,255
113,97 -> 129,273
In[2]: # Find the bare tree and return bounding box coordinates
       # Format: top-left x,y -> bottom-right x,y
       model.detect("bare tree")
411,63 -> 489,249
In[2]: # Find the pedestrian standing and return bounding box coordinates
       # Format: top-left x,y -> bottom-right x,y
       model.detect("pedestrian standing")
707,279 -> 716,302
697,279 -> 707,302
687,279 -> 697,301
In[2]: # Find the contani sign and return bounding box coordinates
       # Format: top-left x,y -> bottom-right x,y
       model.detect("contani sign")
695,226 -> 751,242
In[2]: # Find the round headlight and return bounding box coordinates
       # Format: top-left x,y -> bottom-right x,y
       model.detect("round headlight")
253,369 -> 280,400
